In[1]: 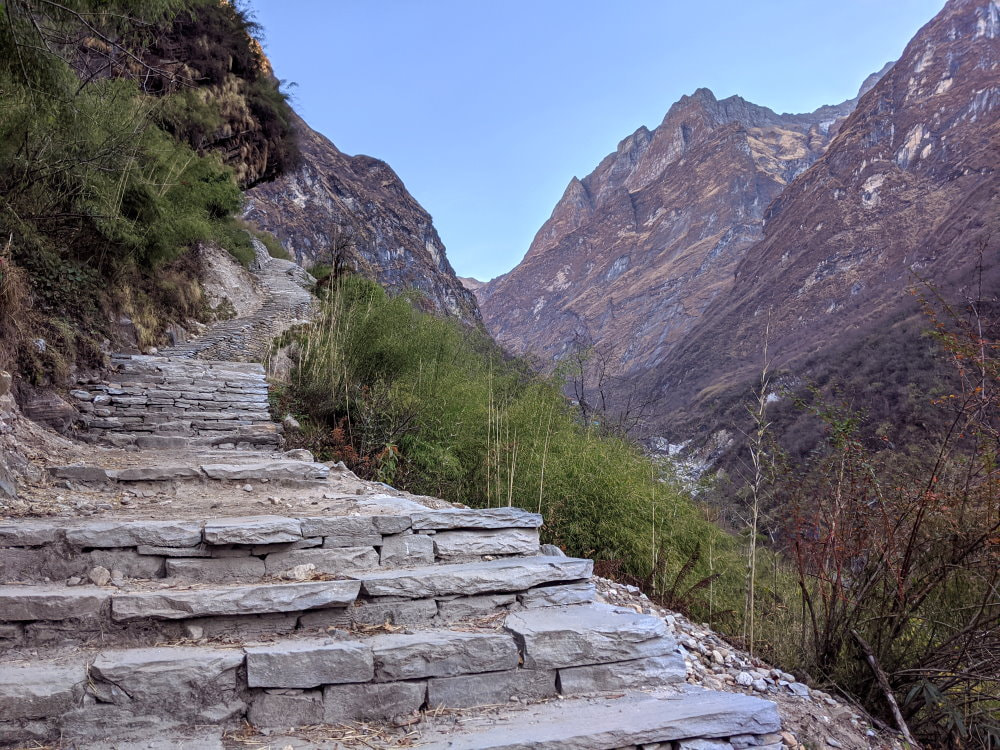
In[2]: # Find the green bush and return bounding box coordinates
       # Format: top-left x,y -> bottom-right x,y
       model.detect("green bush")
277,279 -> 751,620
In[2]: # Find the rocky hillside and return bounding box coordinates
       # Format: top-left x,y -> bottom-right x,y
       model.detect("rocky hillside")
477,0 -> 997,448
243,113 -> 482,324
477,65 -> 890,377
634,0 -> 999,437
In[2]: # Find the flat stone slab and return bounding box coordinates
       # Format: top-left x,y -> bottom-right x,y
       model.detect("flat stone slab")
378,533 -> 434,566
110,580 -> 360,621
0,585 -> 111,621
370,631 -> 519,680
90,647 -> 244,702
165,557 -> 266,582
0,662 -> 87,720
201,461 -> 329,481
48,464 -> 112,482
203,516 -> 302,545
323,681 -> 426,724
432,529 -> 540,558
299,516 -> 378,537
0,521 -> 59,546
355,556 -> 592,599
246,639 -> 373,688
417,688 -> 781,749
504,603 -> 674,669
518,581 -> 596,608
428,669 -> 557,709
558,654 -> 687,694
65,520 -> 202,548
410,508 -> 543,530
111,466 -> 203,482
264,547 -> 379,576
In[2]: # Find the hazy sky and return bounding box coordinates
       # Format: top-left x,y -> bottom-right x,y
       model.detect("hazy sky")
246,0 -> 944,281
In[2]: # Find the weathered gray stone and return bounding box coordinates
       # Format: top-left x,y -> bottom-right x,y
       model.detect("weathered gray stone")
518,581 -> 596,608
0,521 -> 58,547
90,647 -> 243,705
504,604 -> 674,669
251,537 -> 323,554
437,593 -> 518,622
415,689 -> 781,749
264,547 -> 378,576
49,465 -> 111,482
432,529 -> 540,558
371,630 -> 518,681
203,516 -> 301,545
182,612 -> 297,640
0,585 -> 110,621
248,689 -> 323,727
557,655 -> 686,694
370,514 -> 412,534
322,681 -> 426,723
677,740 -> 735,750
411,508 -> 543,530
137,544 -> 211,558
112,466 -> 203,482
300,598 -> 438,629
65,520 -> 202,548
86,549 -> 165,579
356,556 -> 592,599
246,639 -> 373,688
322,534 -> 382,548
0,663 -> 86,719
300,515 -> 377,537
110,580 -> 360,620
165,557 -> 265,582
200,462 -> 328,481
379,533 -> 434,567
427,669 -> 557,709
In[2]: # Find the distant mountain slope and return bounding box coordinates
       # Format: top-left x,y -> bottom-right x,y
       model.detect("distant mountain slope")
476,66 -> 890,376
243,112 -> 481,324
641,0 -> 999,428
476,0 -> 998,454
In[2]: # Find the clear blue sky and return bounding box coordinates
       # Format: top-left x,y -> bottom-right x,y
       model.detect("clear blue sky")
246,0 -> 944,281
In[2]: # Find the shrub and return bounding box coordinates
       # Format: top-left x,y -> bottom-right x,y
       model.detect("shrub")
275,279 -> 751,621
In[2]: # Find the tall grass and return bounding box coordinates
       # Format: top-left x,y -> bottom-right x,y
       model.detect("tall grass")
276,278 -> 754,619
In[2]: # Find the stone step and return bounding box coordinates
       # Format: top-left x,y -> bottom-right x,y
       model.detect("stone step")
0,557 -> 595,648
413,688 -> 782,750
87,430 -> 281,450
1,509 -> 545,583
0,606 -> 692,746
48,459 -> 329,484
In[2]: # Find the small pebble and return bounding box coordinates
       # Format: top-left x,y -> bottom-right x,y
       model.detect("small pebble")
242,484 -> 253,492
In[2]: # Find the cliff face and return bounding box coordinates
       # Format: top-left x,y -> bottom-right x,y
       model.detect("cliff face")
476,70 -> 889,374
640,0 -> 999,424
243,113 -> 481,324
477,0 -> 998,446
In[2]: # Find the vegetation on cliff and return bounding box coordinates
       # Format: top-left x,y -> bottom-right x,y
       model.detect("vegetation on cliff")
0,0 -> 295,382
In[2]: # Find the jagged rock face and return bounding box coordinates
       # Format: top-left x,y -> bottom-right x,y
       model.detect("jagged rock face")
478,0 -> 998,443
243,113 -> 481,325
637,0 -> 1000,421
477,69 -> 888,373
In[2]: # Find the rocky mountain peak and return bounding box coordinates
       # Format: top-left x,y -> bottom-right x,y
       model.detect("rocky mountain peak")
243,112 -> 481,325
477,0 -> 997,457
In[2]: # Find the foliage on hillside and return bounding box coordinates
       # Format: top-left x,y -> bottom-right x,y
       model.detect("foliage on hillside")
0,0 -> 295,382
275,277 -> 999,747
272,278 -> 761,623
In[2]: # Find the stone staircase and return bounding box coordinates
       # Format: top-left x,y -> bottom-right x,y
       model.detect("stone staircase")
0,238 -> 785,748
72,356 -> 281,450
0,505 -> 782,749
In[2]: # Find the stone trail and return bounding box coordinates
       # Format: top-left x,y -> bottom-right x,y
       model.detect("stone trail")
0,236 -> 789,748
